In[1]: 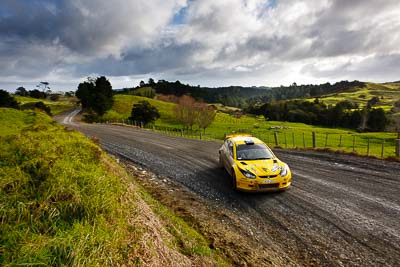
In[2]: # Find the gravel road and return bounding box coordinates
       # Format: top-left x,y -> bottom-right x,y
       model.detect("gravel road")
59,110 -> 400,266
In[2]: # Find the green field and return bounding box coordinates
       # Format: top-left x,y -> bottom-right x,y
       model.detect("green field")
309,82 -> 400,113
102,94 -> 399,159
14,95 -> 77,115
0,108 -> 227,266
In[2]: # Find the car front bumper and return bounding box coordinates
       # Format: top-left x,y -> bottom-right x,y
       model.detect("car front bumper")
236,176 -> 292,192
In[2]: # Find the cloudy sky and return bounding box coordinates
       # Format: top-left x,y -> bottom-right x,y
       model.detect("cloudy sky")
1,0 -> 399,91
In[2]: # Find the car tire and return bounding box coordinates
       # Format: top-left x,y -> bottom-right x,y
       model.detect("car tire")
232,170 -> 237,190
218,153 -> 224,168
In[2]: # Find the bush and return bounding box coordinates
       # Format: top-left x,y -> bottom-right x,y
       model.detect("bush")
50,94 -> 60,101
20,101 -> 52,115
0,89 -> 19,108
129,100 -> 160,125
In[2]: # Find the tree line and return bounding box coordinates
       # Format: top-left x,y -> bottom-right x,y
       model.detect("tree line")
15,87 -> 47,99
246,98 -> 387,132
0,89 -> 52,115
247,81 -> 365,104
120,79 -> 366,108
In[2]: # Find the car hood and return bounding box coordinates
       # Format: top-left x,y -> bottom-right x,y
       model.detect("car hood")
236,159 -> 284,176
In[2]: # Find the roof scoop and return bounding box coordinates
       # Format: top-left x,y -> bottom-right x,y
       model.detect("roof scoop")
244,139 -> 254,145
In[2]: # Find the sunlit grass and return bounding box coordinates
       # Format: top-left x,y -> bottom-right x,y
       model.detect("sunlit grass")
307,82 -> 400,109
102,94 -> 399,158
14,95 -> 77,115
0,108 -> 229,266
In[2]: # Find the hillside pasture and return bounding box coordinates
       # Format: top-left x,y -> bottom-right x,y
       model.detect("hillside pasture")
14,95 -> 76,115
310,82 -> 400,111
101,95 -> 399,159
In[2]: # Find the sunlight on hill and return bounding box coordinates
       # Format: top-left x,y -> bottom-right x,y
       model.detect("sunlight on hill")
310,82 -> 400,111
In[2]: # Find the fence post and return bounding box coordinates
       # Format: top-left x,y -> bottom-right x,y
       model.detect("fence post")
339,135 -> 342,147
312,132 -> 316,148
284,132 -> 287,148
303,133 -> 306,148
367,138 -> 370,156
325,133 -> 328,147
274,132 -> 279,147
200,132 -> 202,140
352,136 -> 356,152
396,139 -> 400,158
381,139 -> 385,158
292,133 -> 295,148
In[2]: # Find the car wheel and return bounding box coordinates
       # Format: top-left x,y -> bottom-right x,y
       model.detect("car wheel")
218,153 -> 224,168
232,170 -> 237,190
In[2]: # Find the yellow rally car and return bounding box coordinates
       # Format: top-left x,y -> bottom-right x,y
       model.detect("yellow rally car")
219,134 -> 292,192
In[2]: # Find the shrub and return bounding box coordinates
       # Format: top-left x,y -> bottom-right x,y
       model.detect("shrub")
0,89 -> 19,108
129,100 -> 160,125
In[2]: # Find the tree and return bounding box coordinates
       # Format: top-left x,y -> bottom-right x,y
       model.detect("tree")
139,80 -> 145,87
76,81 -> 94,109
129,100 -> 160,125
367,108 -> 387,131
29,89 -> 47,99
15,86 -> 28,96
92,76 -> 113,116
196,103 -> 216,133
367,96 -> 380,107
76,76 -> 114,116
0,90 -> 19,108
174,95 -> 197,130
37,81 -> 50,92
148,78 -> 155,85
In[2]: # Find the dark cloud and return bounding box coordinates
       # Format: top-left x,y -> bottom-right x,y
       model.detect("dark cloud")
0,0 -> 399,90
73,40 -> 204,76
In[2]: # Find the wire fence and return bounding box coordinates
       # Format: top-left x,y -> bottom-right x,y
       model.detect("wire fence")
261,132 -> 400,159
100,119 -> 400,159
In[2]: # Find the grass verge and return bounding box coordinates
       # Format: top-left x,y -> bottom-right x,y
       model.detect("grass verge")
0,108 -> 228,266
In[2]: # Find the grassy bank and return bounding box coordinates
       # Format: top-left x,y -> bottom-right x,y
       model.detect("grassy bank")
14,95 -> 77,115
100,94 -> 399,158
0,108 -> 227,266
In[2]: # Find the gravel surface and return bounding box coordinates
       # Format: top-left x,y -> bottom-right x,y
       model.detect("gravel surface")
59,110 -> 400,266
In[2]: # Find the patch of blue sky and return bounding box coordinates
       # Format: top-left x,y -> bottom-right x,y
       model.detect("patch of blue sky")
256,0 -> 278,19
266,0 -> 278,9
171,6 -> 187,25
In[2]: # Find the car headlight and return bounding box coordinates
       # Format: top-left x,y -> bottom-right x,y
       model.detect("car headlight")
280,164 -> 289,177
238,168 -> 256,179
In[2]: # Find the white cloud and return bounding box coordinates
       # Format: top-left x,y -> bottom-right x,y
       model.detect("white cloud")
0,0 -> 399,90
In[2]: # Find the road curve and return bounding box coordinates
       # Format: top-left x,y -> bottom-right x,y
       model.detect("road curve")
58,110 -> 400,266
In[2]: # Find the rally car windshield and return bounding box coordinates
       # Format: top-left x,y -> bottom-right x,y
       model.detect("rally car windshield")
236,144 -> 274,160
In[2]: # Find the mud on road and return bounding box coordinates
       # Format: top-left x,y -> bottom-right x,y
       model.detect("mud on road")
59,111 -> 400,266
